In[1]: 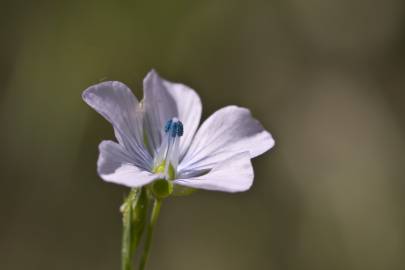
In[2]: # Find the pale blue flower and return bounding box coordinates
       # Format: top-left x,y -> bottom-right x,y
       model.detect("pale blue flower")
82,70 -> 274,192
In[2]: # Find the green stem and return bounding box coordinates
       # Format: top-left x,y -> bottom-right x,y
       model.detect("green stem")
121,188 -> 148,270
122,197 -> 133,270
138,198 -> 162,270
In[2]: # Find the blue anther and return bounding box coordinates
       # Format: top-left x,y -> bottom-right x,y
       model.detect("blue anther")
164,119 -> 172,133
165,119 -> 184,137
171,122 -> 178,138
177,121 -> 183,137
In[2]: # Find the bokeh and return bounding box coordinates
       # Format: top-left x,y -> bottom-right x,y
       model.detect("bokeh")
1,0 -> 404,269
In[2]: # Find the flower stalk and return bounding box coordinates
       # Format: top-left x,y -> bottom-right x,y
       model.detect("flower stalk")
138,198 -> 162,270
121,201 -> 132,270
121,188 -> 148,270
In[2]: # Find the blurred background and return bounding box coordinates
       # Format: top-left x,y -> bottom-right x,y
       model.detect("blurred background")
1,0 -> 404,269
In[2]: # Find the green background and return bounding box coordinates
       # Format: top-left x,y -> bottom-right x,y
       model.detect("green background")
1,0 -> 404,269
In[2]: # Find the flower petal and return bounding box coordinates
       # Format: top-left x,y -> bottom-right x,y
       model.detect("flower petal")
143,70 -> 202,158
179,106 -> 274,172
82,81 -> 152,170
143,71 -> 178,154
97,141 -> 158,187
174,152 -> 254,192
162,79 -> 202,160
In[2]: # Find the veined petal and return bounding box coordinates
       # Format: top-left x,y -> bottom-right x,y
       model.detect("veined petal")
82,81 -> 152,170
98,141 -> 158,187
179,106 -> 274,172
143,71 -> 178,154
174,152 -> 254,192
143,70 -> 202,158
162,79 -> 202,160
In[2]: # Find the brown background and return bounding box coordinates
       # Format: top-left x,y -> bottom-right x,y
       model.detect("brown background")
0,0 -> 404,269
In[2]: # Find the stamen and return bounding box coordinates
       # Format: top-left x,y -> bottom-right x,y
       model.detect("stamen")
164,118 -> 184,137
177,122 -> 183,137
155,118 -> 184,180
171,122 -> 178,138
164,119 -> 173,133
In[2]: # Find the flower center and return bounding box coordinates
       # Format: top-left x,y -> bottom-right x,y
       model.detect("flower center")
154,118 -> 183,180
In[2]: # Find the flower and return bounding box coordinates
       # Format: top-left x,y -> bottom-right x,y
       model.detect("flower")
82,70 -> 274,193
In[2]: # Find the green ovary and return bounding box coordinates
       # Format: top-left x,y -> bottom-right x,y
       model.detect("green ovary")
150,161 -> 175,199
